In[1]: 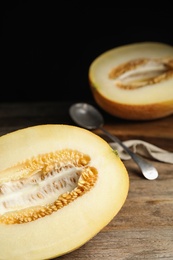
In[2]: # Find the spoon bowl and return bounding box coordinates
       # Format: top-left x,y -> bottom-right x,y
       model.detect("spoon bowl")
69,103 -> 104,130
69,103 -> 158,180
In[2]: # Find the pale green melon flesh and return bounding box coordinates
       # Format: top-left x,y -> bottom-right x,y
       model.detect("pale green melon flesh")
0,124 -> 129,260
89,42 -> 173,105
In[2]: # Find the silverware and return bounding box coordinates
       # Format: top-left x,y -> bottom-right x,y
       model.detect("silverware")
69,102 -> 159,180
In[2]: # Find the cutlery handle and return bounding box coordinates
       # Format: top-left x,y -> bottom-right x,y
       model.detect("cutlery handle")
100,127 -> 158,180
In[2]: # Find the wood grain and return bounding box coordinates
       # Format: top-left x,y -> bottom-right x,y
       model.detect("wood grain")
0,102 -> 172,260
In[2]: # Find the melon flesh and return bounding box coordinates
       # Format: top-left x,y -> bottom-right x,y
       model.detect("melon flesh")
89,42 -> 173,120
0,124 -> 129,260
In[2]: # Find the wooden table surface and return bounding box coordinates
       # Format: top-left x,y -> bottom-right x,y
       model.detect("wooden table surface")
0,101 -> 173,260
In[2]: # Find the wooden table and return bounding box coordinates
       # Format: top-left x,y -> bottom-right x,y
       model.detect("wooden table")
0,101 -> 173,260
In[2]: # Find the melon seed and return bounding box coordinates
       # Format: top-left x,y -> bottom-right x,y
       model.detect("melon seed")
109,58 -> 173,89
0,149 -> 98,224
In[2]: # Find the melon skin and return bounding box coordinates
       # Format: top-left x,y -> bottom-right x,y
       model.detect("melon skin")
89,42 -> 173,120
91,87 -> 173,120
0,124 -> 129,260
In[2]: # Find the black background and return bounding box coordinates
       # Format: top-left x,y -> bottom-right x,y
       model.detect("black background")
2,3 -> 173,102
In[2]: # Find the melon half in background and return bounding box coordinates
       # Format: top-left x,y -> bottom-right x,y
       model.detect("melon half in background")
89,42 -> 173,120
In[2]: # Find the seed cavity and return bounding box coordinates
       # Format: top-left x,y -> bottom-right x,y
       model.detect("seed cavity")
109,57 -> 173,89
0,149 -> 98,224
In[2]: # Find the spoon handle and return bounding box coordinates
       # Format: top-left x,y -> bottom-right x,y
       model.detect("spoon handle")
100,127 -> 158,180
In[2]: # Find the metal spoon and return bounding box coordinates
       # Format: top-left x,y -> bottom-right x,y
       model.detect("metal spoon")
69,102 -> 158,180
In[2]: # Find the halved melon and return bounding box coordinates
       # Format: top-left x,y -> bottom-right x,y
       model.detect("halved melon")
0,124 -> 129,260
89,42 -> 173,120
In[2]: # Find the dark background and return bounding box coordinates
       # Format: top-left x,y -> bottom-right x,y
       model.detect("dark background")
2,3 -> 173,102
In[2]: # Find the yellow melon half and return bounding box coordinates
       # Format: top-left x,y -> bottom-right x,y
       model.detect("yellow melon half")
0,124 -> 129,260
89,42 -> 173,120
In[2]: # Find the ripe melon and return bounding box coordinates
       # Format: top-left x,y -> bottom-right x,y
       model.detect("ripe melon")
0,124 -> 129,260
89,42 -> 173,120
